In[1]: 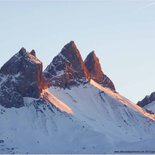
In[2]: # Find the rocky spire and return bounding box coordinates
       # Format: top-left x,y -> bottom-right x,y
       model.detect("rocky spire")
85,51 -> 104,82
44,41 -> 89,88
0,48 -> 43,108
30,49 -> 36,57
85,51 -> 115,91
19,47 -> 27,56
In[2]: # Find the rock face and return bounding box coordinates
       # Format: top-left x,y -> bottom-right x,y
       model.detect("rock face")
44,41 -> 89,88
30,49 -> 36,57
85,51 -> 115,91
44,41 -> 115,91
137,92 -> 155,107
0,74 -> 24,108
0,48 -> 43,108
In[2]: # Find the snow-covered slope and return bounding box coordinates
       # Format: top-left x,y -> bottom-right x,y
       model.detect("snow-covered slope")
90,80 -> 155,120
0,98 -> 113,153
47,80 -> 155,152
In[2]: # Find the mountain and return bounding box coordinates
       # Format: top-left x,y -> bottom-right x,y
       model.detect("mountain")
0,48 -> 43,108
44,41 -> 89,88
138,92 -> 155,114
0,42 -> 155,153
85,51 -> 115,91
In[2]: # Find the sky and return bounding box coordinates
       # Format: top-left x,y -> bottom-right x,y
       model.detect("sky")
0,0 -> 155,103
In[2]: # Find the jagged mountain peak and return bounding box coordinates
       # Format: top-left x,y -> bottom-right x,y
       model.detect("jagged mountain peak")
85,51 -> 99,65
64,40 -> 76,49
61,41 -> 78,54
85,51 -> 115,91
44,41 -> 116,91
44,41 -> 89,87
30,49 -> 36,57
85,50 -> 103,75
60,41 -> 84,65
0,48 -> 42,75
87,50 -> 97,58
19,47 -> 27,56
0,48 -> 43,108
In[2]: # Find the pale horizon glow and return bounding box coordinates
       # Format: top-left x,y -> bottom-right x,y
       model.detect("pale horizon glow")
0,1 -> 155,103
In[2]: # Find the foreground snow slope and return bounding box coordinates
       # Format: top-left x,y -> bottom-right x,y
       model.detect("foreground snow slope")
0,98 -> 113,153
48,80 -> 155,151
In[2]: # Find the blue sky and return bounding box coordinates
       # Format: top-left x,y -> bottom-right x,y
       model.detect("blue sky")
0,0 -> 155,102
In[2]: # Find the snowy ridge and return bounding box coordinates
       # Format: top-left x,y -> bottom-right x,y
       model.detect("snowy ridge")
48,80 -> 155,152
90,79 -> 155,120
42,89 -> 73,114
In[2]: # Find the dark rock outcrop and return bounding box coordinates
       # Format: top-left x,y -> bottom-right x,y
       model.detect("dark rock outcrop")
137,92 -> 155,107
30,50 -> 36,57
0,48 -> 43,108
85,51 -> 115,91
44,41 -> 89,88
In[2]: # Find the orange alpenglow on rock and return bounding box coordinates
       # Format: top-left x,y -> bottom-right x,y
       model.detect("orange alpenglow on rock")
44,41 -> 89,88
85,51 -> 115,91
